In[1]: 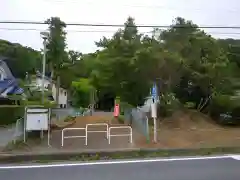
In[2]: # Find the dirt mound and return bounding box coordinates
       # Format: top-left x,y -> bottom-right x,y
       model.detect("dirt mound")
160,110 -> 220,130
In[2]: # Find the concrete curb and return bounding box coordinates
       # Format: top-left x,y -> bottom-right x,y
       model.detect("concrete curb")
0,147 -> 240,164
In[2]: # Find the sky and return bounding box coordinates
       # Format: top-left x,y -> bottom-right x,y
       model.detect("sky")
1,0 -> 240,53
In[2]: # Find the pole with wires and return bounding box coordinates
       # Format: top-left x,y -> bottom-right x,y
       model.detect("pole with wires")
1,21 -> 240,29
40,31 -> 49,104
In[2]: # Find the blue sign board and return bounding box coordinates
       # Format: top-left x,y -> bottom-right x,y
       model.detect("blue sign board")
151,83 -> 157,99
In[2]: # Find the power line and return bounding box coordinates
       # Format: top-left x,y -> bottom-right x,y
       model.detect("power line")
1,27 -> 240,36
41,0 -> 240,13
1,21 -> 240,29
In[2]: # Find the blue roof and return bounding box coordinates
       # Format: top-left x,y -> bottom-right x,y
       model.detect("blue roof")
0,79 -> 16,89
0,58 -> 24,96
10,86 -> 24,95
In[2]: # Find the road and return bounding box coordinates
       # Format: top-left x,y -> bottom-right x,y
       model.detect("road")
1,155 -> 240,180
51,108 -> 109,120
51,108 -> 75,120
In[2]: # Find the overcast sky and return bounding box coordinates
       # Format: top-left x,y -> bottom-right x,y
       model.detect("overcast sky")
1,0 -> 240,53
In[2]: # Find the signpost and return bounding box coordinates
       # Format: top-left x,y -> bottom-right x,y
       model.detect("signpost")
151,83 -> 157,103
151,83 -> 158,143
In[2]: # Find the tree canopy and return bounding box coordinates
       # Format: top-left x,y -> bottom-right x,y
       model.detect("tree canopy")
0,39 -> 41,78
1,16 -> 240,124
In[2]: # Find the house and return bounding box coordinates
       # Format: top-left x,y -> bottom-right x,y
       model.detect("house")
35,72 -> 68,108
52,83 -> 68,108
0,58 -> 24,98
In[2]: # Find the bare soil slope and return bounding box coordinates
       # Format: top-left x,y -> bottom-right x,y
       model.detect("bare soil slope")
136,110 -> 240,148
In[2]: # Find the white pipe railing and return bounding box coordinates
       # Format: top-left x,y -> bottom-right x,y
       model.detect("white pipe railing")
108,126 -> 133,144
86,123 -> 109,145
61,128 -> 86,146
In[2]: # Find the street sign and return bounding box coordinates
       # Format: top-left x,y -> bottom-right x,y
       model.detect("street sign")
151,83 -> 157,101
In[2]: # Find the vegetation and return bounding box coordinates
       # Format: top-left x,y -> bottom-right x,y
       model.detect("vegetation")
1,16 -> 240,125
0,40 -> 41,78
0,106 -> 24,125
2,146 -> 240,162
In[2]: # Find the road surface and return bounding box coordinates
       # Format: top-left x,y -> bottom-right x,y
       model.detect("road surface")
0,155 -> 240,180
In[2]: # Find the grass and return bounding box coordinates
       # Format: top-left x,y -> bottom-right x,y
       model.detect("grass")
64,116 -> 75,122
3,139 -> 25,152
2,135 -> 41,152
1,146 -> 240,164
116,115 -> 125,124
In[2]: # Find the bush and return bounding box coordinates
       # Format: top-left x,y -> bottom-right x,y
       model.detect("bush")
0,106 -> 24,125
64,116 -> 75,122
71,78 -> 94,108
119,101 -> 134,114
23,100 -> 57,108
209,94 -> 240,125
158,93 -> 182,117
117,115 -> 125,124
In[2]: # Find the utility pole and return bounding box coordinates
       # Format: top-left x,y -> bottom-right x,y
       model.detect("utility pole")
40,31 -> 49,104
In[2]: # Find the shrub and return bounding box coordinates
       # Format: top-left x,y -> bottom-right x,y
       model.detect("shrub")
71,78 -> 94,107
117,115 -> 125,124
209,94 -> 240,125
158,93 -> 182,117
119,101 -> 134,114
0,106 -> 24,125
23,100 -> 57,108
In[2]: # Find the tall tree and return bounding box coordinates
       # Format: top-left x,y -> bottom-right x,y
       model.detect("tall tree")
68,50 -> 82,64
45,17 -> 67,105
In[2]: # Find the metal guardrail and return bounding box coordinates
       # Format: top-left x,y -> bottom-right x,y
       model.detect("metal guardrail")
124,107 -> 149,141
62,124 -> 132,146
86,123 -> 109,145
61,128 -> 86,146
108,126 -> 133,144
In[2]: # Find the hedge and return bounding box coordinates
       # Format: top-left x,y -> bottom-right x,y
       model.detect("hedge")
0,106 -> 24,125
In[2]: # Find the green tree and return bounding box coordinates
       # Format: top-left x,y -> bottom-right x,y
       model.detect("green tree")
92,17 -> 152,106
71,78 -> 94,107
45,17 -> 67,104
0,39 -> 41,78
68,50 -> 82,64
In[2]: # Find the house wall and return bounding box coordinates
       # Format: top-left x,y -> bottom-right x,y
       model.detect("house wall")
35,77 -> 50,89
35,77 -> 68,108
52,83 -> 68,108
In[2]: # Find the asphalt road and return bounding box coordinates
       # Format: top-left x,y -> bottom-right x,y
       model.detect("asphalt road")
1,156 -> 240,180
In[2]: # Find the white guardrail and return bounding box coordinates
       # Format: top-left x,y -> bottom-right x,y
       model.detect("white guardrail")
86,123 -> 109,145
61,128 -> 86,146
61,124 -> 133,146
108,126 -> 133,144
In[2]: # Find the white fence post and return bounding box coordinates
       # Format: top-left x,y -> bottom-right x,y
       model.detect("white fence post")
61,128 -> 86,147
108,126 -> 133,144
85,123 -> 109,145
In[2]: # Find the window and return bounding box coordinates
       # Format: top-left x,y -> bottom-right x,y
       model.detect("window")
64,91 -> 67,96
